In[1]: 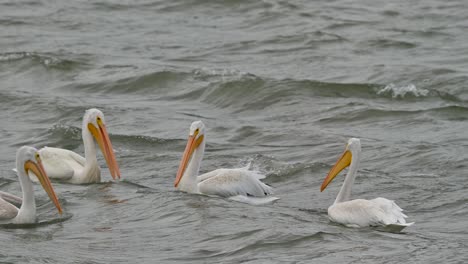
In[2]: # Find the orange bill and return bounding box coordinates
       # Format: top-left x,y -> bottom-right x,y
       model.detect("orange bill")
24,158 -> 63,214
88,122 -> 121,180
320,149 -> 352,192
174,131 -> 203,187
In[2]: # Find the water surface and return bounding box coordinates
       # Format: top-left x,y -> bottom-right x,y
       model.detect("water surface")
1,0 -> 467,263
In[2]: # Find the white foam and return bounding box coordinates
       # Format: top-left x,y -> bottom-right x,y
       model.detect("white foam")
228,195 -> 280,205
193,67 -> 251,82
377,83 -> 429,98
0,52 -> 31,62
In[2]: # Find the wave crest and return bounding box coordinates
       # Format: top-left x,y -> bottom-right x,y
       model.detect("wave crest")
377,83 -> 429,98
0,52 -> 83,70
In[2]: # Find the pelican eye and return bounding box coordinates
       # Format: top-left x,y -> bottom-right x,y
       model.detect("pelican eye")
35,153 -> 40,161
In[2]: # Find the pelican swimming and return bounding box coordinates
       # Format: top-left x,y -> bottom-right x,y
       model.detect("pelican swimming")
37,108 -> 120,184
0,146 -> 62,224
320,138 -> 413,232
174,121 -> 277,203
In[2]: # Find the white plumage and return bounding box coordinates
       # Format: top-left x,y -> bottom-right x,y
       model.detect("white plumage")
328,198 -> 411,230
0,197 -> 19,222
174,121 -> 278,204
36,109 -> 120,184
0,146 -> 62,224
321,138 -> 413,231
39,147 -> 87,179
198,168 -> 274,197
0,191 -> 22,208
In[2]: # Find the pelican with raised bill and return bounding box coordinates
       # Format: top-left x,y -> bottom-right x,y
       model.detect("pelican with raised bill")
0,146 -> 62,224
174,121 -> 278,204
320,138 -> 414,232
36,108 -> 120,184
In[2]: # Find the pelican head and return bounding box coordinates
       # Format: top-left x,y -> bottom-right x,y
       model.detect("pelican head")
18,146 -> 63,214
321,138 -> 361,192
84,108 -> 121,180
174,120 -> 206,188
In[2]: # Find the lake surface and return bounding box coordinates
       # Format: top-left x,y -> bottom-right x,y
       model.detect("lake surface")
0,0 -> 467,263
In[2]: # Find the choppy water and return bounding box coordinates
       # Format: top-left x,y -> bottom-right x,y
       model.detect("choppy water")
1,0 -> 468,263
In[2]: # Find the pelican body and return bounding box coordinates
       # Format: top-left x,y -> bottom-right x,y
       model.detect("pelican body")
175,121 -> 277,201
0,146 -> 62,224
38,108 -> 120,184
321,138 -> 413,231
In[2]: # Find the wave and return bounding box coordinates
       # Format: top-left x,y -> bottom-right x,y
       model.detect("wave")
192,72 -> 463,105
239,154 -> 329,184
319,105 -> 468,124
111,134 -> 182,149
364,39 -> 417,49
52,68 -> 464,109
66,70 -> 193,95
46,124 -> 183,149
5,49 -> 448,102
0,52 -> 86,70
208,231 -> 339,259
197,78 -> 461,112
377,83 -> 429,98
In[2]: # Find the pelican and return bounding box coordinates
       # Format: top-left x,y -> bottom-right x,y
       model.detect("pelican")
320,138 -> 413,232
0,146 -> 62,224
37,108 -> 120,184
174,121 -> 278,203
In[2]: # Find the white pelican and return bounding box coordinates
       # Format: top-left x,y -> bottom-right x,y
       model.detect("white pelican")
0,146 -> 62,224
37,108 -> 120,184
321,138 -> 413,232
174,121 -> 278,203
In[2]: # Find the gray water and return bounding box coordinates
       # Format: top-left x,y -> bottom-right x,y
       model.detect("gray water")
1,0 -> 467,263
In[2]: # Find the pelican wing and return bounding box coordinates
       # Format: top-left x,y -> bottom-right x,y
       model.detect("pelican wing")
371,197 -> 410,225
198,168 -> 274,197
0,197 -> 19,221
0,191 -> 22,208
38,147 -> 86,180
328,198 -> 413,229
